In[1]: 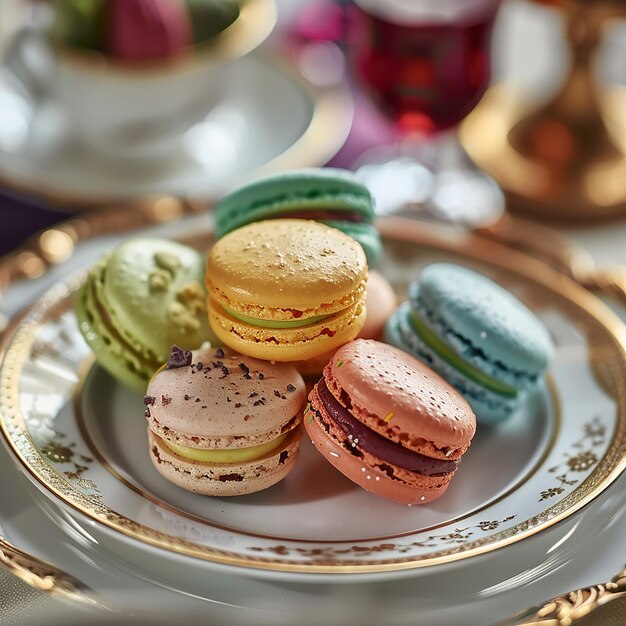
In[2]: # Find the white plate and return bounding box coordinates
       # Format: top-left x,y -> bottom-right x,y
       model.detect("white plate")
1,214 -> 626,625
1,216 -> 625,585
0,51 -> 352,207
2,443 -> 626,626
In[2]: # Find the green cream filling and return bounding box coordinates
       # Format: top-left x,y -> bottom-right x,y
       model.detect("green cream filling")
409,311 -> 518,398
164,434 -> 287,463
223,305 -> 330,329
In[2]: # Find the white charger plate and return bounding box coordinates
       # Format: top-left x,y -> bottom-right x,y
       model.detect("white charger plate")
1,216 -> 625,584
0,50 -> 352,208
2,443 -> 625,626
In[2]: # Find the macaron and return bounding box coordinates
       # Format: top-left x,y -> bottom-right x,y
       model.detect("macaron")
305,339 -> 476,504
107,0 -> 192,60
145,344 -> 306,496
385,263 -> 554,424
206,219 -> 368,362
214,168 -> 382,266
292,270 -> 396,378
51,0 -> 106,52
358,270 -> 397,340
76,238 -> 217,393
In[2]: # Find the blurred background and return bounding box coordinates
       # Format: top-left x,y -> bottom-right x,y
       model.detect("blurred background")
1,0 -> 626,260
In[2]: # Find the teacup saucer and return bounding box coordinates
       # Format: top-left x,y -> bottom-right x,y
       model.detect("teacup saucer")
0,51 -> 352,208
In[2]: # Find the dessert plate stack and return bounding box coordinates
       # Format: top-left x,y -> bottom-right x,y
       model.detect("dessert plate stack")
0,212 -> 625,625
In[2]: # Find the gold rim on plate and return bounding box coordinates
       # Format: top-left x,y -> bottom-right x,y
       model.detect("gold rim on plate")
0,217 -> 625,575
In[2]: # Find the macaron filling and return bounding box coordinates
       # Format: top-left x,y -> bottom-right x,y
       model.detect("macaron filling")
265,209 -> 369,224
408,310 -> 518,398
316,379 -> 459,476
222,305 -> 331,329
86,268 -> 161,374
162,433 -> 288,464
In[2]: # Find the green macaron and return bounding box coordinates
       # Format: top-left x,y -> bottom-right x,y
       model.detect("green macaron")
75,238 -> 218,393
214,168 -> 382,265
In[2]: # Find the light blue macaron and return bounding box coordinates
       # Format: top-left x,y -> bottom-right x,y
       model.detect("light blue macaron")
384,264 -> 553,424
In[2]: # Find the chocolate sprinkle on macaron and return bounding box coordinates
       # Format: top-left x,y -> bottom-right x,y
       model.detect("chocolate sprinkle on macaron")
166,345 -> 192,369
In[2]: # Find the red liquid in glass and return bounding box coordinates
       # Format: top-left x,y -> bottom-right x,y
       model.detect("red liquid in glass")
351,5 -> 497,135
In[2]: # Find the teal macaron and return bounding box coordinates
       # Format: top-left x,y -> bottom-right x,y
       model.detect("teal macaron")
214,168 -> 382,265
75,238 -> 218,393
384,264 -> 553,424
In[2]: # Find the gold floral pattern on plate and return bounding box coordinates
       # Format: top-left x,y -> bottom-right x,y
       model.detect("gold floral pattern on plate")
540,417 -> 607,501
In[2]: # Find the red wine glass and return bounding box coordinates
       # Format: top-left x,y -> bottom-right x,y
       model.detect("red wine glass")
349,0 -> 504,226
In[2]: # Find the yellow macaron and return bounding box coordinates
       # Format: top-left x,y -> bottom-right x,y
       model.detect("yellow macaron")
206,219 -> 368,361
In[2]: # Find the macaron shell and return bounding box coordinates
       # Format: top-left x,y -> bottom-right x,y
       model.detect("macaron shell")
146,346 -> 306,448
288,271 -> 396,376
206,220 -> 368,316
304,410 -> 450,505
385,303 -> 517,424
75,282 -> 150,393
103,239 -> 217,364
209,300 -> 366,362
322,221 -> 382,267
149,427 -> 301,496
358,270 -> 397,340
214,168 -> 375,238
415,264 -> 553,375
326,340 -> 476,453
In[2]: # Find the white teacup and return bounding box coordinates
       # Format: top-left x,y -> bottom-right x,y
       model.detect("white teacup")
6,0 -> 275,163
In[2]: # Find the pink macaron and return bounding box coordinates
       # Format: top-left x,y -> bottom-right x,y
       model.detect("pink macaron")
358,270 -> 397,341
107,0 -> 191,60
294,271 -> 396,378
305,339 -> 476,504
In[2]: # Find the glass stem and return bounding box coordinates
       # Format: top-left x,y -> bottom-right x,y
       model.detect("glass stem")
432,129 -> 469,173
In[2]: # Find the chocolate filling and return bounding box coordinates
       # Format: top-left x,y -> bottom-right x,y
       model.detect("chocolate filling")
317,380 -> 459,476
268,210 -> 367,224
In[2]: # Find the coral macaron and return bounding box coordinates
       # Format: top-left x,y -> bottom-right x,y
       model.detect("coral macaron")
206,220 -> 368,362
146,344 -> 306,496
305,339 -> 476,504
